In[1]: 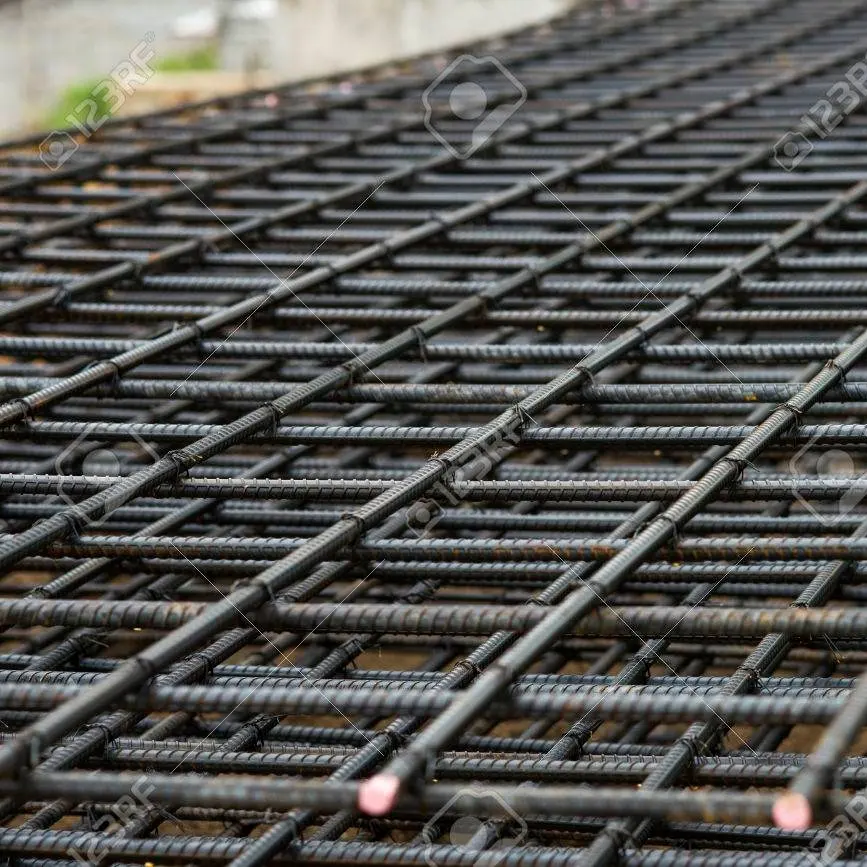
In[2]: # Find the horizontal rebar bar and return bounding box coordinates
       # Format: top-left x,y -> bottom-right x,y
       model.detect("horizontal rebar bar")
3,0 -> 867,859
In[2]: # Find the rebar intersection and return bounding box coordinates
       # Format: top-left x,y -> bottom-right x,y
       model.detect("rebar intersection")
3,1 -> 867,865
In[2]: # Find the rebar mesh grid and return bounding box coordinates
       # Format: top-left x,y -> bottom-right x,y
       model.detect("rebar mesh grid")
4,1 -> 867,865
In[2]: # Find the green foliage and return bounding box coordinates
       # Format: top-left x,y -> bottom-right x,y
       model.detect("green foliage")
45,45 -> 219,128
154,45 -> 219,73
47,79 -> 112,129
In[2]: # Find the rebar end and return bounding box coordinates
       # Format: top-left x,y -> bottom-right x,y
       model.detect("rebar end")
358,773 -> 401,815
772,792 -> 812,830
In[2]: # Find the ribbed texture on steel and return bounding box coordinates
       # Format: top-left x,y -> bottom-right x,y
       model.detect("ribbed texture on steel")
3,0 -> 867,864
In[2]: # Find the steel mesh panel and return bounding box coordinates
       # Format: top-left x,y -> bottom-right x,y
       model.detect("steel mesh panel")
1,1 -> 867,865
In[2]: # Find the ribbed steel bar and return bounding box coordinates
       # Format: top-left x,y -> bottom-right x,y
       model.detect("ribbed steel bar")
2,7 -> 854,792
4,0 -> 867,863
0,0 -> 737,328
10,596 -> 867,639
0,0 -> 805,398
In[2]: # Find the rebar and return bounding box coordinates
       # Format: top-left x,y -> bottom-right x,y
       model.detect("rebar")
2,0 -> 867,864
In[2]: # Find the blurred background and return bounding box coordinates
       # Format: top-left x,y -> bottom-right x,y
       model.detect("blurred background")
0,0 -> 586,138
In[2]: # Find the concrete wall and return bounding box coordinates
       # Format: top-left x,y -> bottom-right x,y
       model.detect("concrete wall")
0,0 -> 576,138
0,3 -> 28,136
0,0 -> 208,136
270,0 -> 576,82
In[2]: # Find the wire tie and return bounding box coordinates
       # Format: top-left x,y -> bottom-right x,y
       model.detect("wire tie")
779,402 -> 805,433
631,317 -> 651,345
582,575 -> 609,597
738,662 -> 762,689
262,402 -> 282,438
154,804 -> 185,831
383,728 -> 406,751
628,517 -> 650,539
83,804 -> 99,831
85,634 -> 109,651
188,321 -> 207,357
633,652 -> 654,679
680,733 -> 705,763
163,450 -> 190,483
8,397 -> 34,423
249,576 -> 276,603
512,403 -> 535,434
225,577 -> 243,594
340,359 -> 362,386
453,658 -> 481,678
762,241 -> 780,272
409,325 -> 428,362
323,260 -> 342,280
51,285 -> 74,307
826,358 -> 847,377
573,364 -> 594,389
719,455 -> 747,486
86,720 -> 116,751
725,264 -> 744,289
198,237 -> 221,258
130,258 -> 148,283
524,264 -> 543,296
84,358 -> 121,391
184,651 -> 215,679
340,511 -> 367,536
655,513 -> 682,548
58,510 -> 85,541
603,824 -> 635,855
527,596 -> 551,609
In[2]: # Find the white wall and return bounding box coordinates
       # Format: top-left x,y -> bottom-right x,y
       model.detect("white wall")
0,0 -> 576,138
271,0 -> 576,82
0,0 -> 206,136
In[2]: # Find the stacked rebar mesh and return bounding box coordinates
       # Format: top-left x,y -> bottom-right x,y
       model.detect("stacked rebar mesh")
5,0 -> 867,863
